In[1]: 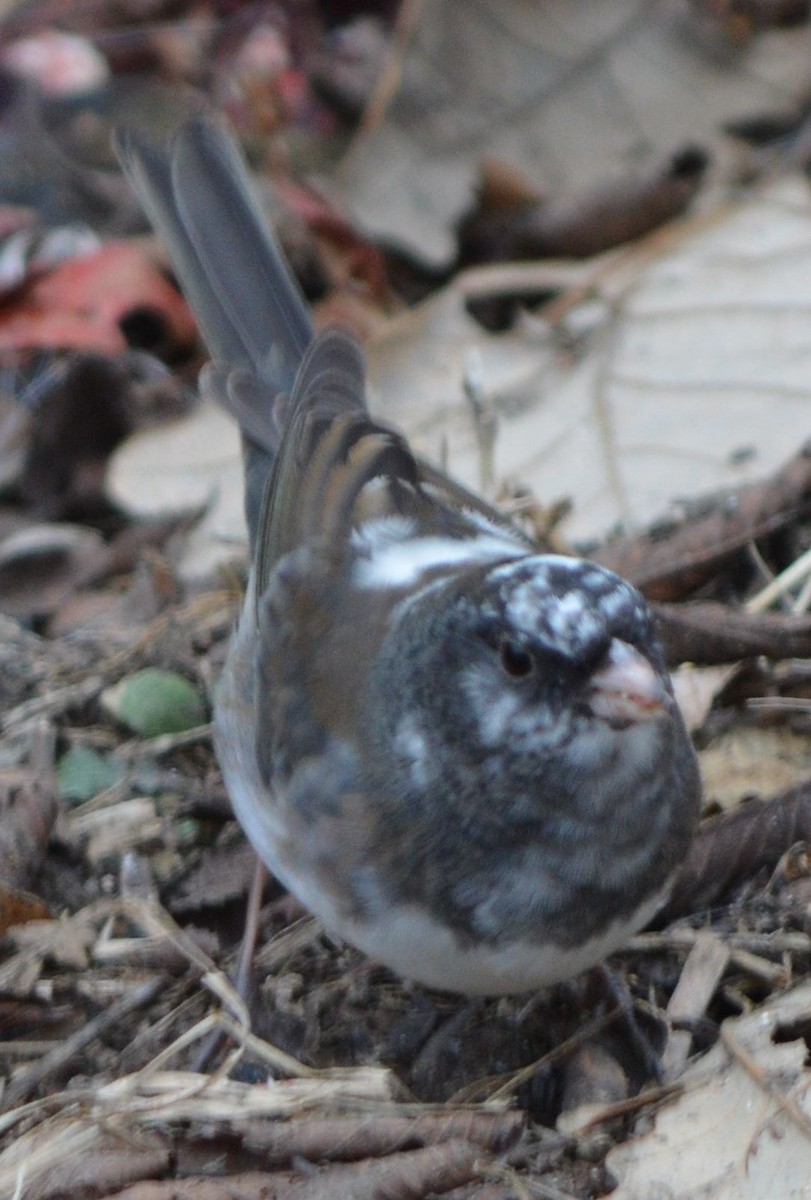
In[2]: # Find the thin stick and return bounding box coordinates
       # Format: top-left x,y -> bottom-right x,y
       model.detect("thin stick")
2,977 -> 163,1109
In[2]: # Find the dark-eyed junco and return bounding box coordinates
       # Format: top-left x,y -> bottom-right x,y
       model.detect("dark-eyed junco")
115,118 -> 701,995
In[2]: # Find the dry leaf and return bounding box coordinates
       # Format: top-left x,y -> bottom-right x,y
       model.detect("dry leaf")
608,980 -> 811,1199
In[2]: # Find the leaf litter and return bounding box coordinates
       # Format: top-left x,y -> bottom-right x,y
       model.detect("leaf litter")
5,1 -> 811,1197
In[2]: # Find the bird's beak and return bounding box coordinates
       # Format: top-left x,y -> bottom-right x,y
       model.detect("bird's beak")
588,639 -> 668,724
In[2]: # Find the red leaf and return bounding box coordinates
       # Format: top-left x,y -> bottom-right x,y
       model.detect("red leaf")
0,241 -> 197,356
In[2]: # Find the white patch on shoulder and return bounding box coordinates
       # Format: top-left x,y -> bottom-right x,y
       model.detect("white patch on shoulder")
353,531 -> 524,590
461,507 -> 528,544
351,514 -> 417,552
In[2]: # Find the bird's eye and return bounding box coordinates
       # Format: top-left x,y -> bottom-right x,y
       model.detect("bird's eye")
499,638 -> 535,678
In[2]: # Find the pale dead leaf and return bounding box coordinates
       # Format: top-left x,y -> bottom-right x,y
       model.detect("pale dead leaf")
698,726 -> 811,810
670,663 -> 738,734
106,400 -> 244,578
339,0 -> 811,262
8,914 -> 95,971
110,180 -> 811,574
368,177 -> 811,543
67,797 -> 162,864
607,980 -> 811,1200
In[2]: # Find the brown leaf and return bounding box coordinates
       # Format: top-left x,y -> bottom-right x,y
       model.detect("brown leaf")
24,1133 -> 172,1200
659,779 -> 811,923
0,884 -> 51,936
108,1141 -> 482,1200
241,1111 -> 524,1163
596,440 -> 811,601
655,602 -> 811,666
168,841 -> 257,916
18,352 -> 193,521
0,522 -> 106,621
458,146 -> 708,265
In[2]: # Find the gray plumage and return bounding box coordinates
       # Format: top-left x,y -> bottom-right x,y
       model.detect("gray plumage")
115,118 -> 701,995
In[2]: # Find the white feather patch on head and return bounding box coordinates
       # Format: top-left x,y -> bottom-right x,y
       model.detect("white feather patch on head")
487,555 -> 646,656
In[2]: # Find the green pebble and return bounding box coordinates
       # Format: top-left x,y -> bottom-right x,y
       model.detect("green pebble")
57,747 -> 125,802
103,669 -> 207,738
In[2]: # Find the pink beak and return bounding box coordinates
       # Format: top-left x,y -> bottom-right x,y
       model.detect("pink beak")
588,639 -> 668,724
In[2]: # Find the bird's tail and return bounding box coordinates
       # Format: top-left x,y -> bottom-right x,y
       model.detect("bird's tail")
114,117 -> 315,538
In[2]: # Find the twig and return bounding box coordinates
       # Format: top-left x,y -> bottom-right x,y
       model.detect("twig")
2,976 -> 163,1109
746,544 -> 811,613
114,722 -> 214,761
2,677 -> 104,734
348,0 -> 427,141
721,1023 -> 811,1143
662,932 -> 730,1081
453,1009 -> 620,1105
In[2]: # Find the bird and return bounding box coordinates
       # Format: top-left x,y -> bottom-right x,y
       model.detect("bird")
115,117 -> 701,996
